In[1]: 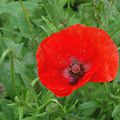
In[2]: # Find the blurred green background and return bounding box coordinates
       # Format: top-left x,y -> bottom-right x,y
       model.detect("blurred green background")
0,0 -> 120,120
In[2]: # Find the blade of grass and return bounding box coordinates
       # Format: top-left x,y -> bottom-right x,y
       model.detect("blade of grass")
31,77 -> 39,87
20,73 -> 37,100
110,26 -> 120,38
0,49 -> 12,67
18,106 -> 23,120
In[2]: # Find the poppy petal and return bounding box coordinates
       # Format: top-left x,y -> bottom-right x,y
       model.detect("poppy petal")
87,27 -> 119,82
40,24 -> 97,68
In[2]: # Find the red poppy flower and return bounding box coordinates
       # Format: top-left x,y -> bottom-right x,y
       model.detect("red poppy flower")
36,24 -> 119,97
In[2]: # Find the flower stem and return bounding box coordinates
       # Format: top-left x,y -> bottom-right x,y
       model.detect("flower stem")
0,49 -> 16,94
19,0 -> 37,52
67,0 -> 71,18
10,50 -> 16,94
104,83 -> 110,96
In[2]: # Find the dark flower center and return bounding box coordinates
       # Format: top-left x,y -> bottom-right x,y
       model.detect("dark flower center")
71,64 -> 82,74
63,58 -> 86,86
68,62 -> 85,85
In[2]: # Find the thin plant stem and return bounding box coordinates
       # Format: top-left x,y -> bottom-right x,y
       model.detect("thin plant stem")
0,49 -> 16,94
67,0 -> 71,19
10,50 -> 16,94
0,32 -> 5,50
19,0 -> 37,52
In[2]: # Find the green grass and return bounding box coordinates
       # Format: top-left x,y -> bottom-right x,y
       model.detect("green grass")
0,0 -> 120,120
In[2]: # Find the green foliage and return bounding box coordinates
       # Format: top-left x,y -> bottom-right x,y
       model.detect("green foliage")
0,0 -> 120,120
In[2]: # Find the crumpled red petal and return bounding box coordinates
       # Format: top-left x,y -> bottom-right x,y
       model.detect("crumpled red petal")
87,27 -> 119,82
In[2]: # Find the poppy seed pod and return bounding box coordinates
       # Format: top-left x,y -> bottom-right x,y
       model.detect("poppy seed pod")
36,24 -> 119,97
